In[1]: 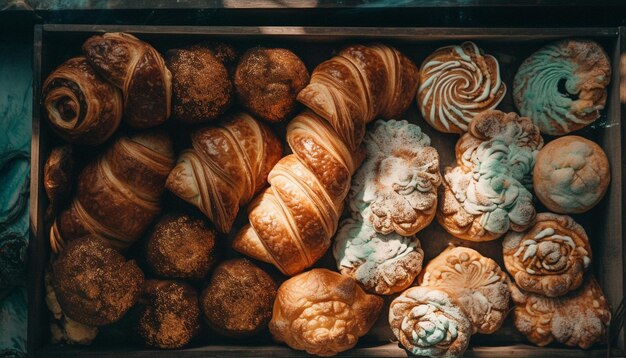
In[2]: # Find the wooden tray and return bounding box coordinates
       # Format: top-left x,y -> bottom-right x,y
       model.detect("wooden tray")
28,24 -> 626,357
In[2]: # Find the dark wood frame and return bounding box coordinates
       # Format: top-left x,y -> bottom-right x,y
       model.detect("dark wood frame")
28,24 -> 626,357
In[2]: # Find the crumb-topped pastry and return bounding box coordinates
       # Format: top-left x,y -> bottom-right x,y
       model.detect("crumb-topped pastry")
420,246 -> 510,334
389,286 -> 472,358
418,42 -> 506,134
270,269 -> 383,356
513,39 -> 611,135
349,119 -> 441,236
438,110 -> 543,241
503,212 -> 592,297
510,276 -> 610,349
333,218 -> 424,295
533,136 -> 610,214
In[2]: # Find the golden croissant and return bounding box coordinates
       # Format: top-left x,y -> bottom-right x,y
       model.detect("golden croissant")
166,112 -> 283,233
233,111 -> 363,275
297,44 -> 419,150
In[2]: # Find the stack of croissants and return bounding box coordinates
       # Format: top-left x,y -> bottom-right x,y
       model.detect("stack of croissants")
42,32 -> 614,357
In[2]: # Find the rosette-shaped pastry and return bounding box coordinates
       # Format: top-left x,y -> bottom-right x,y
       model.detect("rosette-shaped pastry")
389,286 -> 472,358
349,120 -> 441,236
438,110 -> 543,241
270,269 -> 383,356
333,218 -> 424,295
510,277 -> 610,349
417,42 -> 506,134
503,212 -> 592,297
42,57 -> 122,145
420,247 -> 510,334
513,39 -> 611,135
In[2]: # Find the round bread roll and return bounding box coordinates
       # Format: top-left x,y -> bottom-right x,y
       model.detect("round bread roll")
533,136 -> 610,214
52,236 -> 144,326
136,280 -> 201,349
200,259 -> 276,338
145,214 -> 217,280
235,47 -> 309,123
166,43 -> 237,124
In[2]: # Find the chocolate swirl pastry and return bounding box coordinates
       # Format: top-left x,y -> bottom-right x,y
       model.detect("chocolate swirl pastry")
503,212 -> 592,297
83,32 -> 172,128
513,39 -> 611,135
43,57 -> 122,145
418,42 -> 506,134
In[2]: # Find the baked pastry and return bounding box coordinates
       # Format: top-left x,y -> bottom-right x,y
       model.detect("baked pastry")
233,111 -> 363,275
52,131 -> 175,250
235,47 -> 309,123
420,246 -> 510,334
418,42 -> 506,134
166,112 -> 282,233
82,32 -> 172,128
145,214 -> 217,280
510,276 -> 610,349
298,44 -> 419,150
533,135 -> 610,214
44,146 -> 75,212
42,57 -> 122,145
349,119 -> 441,236
503,212 -> 592,297
270,268 -> 383,356
438,110 -> 543,241
201,259 -> 276,338
333,218 -> 424,295
513,39 -> 611,135
52,236 -> 144,326
166,43 -> 237,124
136,280 -> 200,349
389,286 -> 472,358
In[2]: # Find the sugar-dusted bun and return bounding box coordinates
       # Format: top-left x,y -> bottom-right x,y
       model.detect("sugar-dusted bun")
437,110 -> 543,241
201,259 -> 276,338
510,276 -> 610,349
333,218 -> 424,295
389,286 -> 472,358
503,212 -> 592,297
533,136 -> 610,214
349,119 -> 441,236
417,41 -> 506,134
419,246 -> 510,334
136,280 -> 201,349
513,39 -> 611,135
145,214 -> 217,280
52,236 -> 144,326
270,268 -> 383,356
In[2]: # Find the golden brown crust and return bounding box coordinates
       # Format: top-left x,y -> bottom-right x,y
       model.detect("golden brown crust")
200,259 -> 276,338
52,236 -> 144,326
270,269 -> 383,356
43,57 -> 122,145
166,43 -> 235,124
44,146 -> 76,212
235,47 -> 309,123
82,32 -> 171,128
166,112 -> 282,233
145,214 -> 217,280
136,280 -> 200,349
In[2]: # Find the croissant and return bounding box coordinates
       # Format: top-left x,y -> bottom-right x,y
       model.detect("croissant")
51,131 -> 175,251
165,112 -> 283,233
82,32 -> 172,128
42,57 -> 123,145
297,44 -> 419,150
233,110 -> 363,275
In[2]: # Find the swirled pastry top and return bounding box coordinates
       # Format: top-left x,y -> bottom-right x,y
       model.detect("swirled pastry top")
513,39 -> 611,135
533,135 -> 610,214
418,42 -> 506,134
503,212 -> 591,297
333,218 -> 424,295
349,119 -> 441,236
